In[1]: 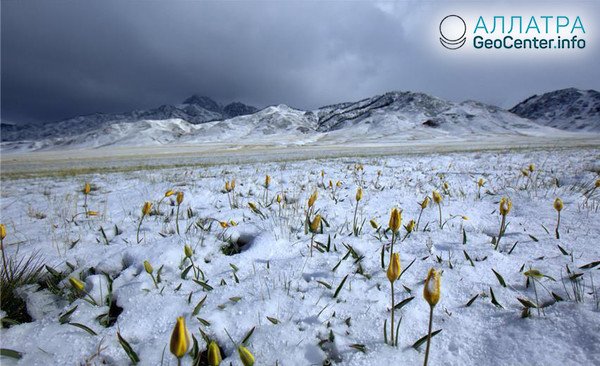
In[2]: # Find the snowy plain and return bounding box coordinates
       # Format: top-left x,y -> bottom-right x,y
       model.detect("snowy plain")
1,143 -> 600,366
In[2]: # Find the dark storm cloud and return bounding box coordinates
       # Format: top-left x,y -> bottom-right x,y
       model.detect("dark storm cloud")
2,0 -> 599,124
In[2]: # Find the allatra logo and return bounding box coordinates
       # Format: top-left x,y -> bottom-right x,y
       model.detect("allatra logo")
439,15 -> 466,50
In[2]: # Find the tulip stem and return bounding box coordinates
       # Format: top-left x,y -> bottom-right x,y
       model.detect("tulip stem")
1,239 -> 7,277
353,200 -> 359,236
176,203 -> 181,235
495,214 -> 506,250
437,203 -> 442,229
416,207 -> 424,231
423,305 -> 434,366
310,232 -> 315,257
136,216 -> 145,244
555,211 -> 560,239
390,281 -> 395,345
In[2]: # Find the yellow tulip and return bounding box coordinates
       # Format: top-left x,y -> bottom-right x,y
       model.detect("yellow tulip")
143,260 -> 153,274
499,197 -> 512,216
88,211 -> 99,216
405,220 -> 415,233
595,179 -> 600,188
265,174 -> 271,187
423,268 -> 440,307
432,191 -> 441,204
220,221 -> 229,229
238,346 -> 255,366
388,208 -> 401,233
521,169 -> 529,177
0,224 -> 5,240
142,202 -> 152,216
369,220 -> 378,229
83,182 -> 91,195
336,181 -> 342,187
176,191 -> 184,205
309,215 -> 322,233
386,253 -> 401,282
165,190 -> 175,197
477,178 -> 484,187
553,197 -> 563,212
308,190 -> 318,208
529,163 -> 535,172
184,245 -> 193,258
231,179 -> 236,189
69,277 -> 85,292
207,341 -> 222,366
421,196 -> 429,209
170,317 -> 190,359
356,187 -> 363,201
276,194 -> 282,203
225,181 -> 231,192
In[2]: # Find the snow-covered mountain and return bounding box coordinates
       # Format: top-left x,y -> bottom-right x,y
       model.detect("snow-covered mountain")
510,88 -> 600,132
0,96 -> 258,142
2,89 -> 598,152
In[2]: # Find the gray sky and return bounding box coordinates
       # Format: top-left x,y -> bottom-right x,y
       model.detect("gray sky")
2,0 -> 599,124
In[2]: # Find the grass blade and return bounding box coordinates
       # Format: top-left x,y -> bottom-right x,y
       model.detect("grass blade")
333,274 -> 349,298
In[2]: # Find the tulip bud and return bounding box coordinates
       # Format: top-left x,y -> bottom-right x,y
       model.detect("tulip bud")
595,179 -> 600,188
336,181 -> 342,187
207,341 -> 222,366
276,194 -> 282,203
386,253 -> 401,282
265,174 -> 271,188
0,224 -> 6,240
478,178 -> 484,187
421,196 -> 429,209
176,191 -> 184,205
355,187 -> 363,201
461,216 -> 469,221
388,208 -> 401,233
165,190 -> 175,197
83,182 -> 91,195
170,317 -> 190,359
524,269 -> 543,278
144,260 -> 153,274
238,346 -> 255,366
69,277 -> 85,292
432,191 -> 441,204
423,268 -> 440,307
184,245 -> 193,258
405,220 -> 415,233
529,163 -> 535,172
248,202 -> 258,212
309,215 -> 322,233
443,182 -> 449,190
229,220 -> 237,226
521,169 -> 529,177
308,190 -> 318,208
553,197 -> 563,212
220,221 -> 229,229
142,202 -> 152,216
88,211 -> 99,216
329,180 -> 333,188
369,220 -> 378,229
225,181 -> 231,192
321,170 -> 325,178
231,179 -> 236,189
499,197 -> 512,216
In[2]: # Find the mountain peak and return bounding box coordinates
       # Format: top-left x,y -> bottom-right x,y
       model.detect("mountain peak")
182,95 -> 221,113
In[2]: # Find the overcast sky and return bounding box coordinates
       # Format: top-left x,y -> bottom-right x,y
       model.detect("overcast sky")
2,0 -> 599,124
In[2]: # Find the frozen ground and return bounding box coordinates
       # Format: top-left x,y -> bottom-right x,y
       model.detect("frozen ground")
1,145 -> 600,365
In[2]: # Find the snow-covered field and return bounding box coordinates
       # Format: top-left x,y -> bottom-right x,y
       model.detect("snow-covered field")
1,146 -> 599,365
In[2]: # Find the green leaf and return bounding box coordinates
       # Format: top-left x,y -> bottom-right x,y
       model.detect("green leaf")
45,265 -> 61,278
181,264 -> 193,279
399,258 -> 415,279
528,234 -> 538,242
197,317 -> 211,326
316,280 -> 332,290
394,296 -> 415,310
192,295 -> 207,316
491,269 -> 506,288
229,263 -> 239,272
579,261 -> 600,270
349,344 -> 366,353
241,326 -> 256,345
508,241 -> 519,255
193,279 -> 213,291
266,316 -> 280,324
412,329 -> 442,349
465,294 -> 478,307
229,296 -> 242,302
0,349 -> 22,359
462,228 -> 467,245
68,322 -> 97,336
333,275 -> 349,298
517,297 -> 537,308
557,245 -> 569,255
552,292 -> 564,302
59,305 -> 78,324
117,332 -> 140,364
463,250 -> 474,267
489,287 -> 503,308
